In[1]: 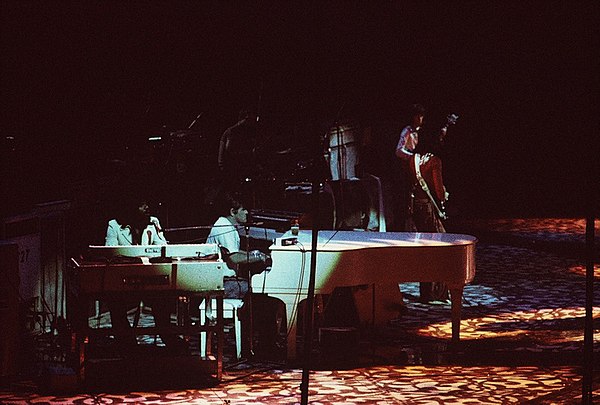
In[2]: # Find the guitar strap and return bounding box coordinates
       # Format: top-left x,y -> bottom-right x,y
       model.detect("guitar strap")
414,153 -> 447,220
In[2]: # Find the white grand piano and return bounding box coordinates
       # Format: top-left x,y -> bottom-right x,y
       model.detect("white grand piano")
251,230 -> 477,360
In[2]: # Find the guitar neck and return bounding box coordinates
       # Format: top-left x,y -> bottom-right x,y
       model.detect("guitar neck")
440,113 -> 458,142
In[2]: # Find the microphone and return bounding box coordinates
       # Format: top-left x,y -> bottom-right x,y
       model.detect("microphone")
244,221 -> 264,227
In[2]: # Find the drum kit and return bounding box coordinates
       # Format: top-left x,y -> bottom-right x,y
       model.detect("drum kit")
147,128 -> 207,176
134,116 -> 364,218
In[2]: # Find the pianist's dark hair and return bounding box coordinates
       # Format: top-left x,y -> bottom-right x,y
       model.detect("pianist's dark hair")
217,192 -> 245,216
109,198 -> 151,245
238,107 -> 256,122
114,199 -> 150,229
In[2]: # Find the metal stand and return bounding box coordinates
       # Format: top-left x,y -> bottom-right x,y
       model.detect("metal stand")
244,225 -> 255,358
300,177 -> 321,405
582,208 -> 596,403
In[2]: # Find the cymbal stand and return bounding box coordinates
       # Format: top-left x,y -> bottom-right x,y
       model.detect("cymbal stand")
334,121 -> 346,229
333,103 -> 347,229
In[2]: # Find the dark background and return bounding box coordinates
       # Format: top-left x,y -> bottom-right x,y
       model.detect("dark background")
1,2 -> 598,225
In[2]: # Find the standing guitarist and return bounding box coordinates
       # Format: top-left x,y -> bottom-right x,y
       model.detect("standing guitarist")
395,103 -> 457,162
397,104 -> 458,302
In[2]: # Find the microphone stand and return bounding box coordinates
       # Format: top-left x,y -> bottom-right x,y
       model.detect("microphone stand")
244,224 -> 255,358
300,123 -> 327,405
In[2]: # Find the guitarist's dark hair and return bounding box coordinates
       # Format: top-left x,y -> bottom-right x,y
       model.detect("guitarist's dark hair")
410,103 -> 426,116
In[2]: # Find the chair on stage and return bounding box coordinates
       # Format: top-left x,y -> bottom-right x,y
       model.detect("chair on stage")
200,298 -> 244,360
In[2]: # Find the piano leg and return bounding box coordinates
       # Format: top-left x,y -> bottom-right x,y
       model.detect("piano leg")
282,297 -> 299,361
449,287 -> 463,344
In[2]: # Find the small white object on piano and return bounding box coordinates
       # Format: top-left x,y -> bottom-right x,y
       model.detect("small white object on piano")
274,237 -> 298,246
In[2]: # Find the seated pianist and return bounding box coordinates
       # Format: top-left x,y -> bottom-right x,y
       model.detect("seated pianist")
207,193 -> 284,357
103,198 -> 185,353
206,193 -> 269,299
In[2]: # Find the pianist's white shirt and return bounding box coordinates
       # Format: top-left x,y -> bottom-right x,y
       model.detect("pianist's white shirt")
206,216 -> 239,277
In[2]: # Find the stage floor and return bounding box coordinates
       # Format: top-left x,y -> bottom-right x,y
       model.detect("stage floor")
1,218 -> 599,404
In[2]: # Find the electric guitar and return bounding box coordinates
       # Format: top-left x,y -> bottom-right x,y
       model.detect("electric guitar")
412,153 -> 448,220
439,113 -> 459,143
446,113 -> 459,126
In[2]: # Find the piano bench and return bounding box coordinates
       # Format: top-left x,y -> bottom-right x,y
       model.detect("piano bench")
199,298 -> 244,360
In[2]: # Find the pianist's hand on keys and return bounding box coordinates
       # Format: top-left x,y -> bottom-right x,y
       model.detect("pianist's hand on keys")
249,249 -> 270,264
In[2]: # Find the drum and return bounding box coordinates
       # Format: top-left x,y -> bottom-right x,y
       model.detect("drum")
325,123 -> 359,181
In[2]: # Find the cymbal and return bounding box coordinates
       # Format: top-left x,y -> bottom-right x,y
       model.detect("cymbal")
274,147 -> 294,155
272,146 -> 312,156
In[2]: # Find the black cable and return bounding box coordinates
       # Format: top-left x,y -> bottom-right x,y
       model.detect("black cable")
323,229 -> 339,246
286,242 -> 307,339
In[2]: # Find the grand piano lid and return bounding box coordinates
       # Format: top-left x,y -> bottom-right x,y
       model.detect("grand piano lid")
271,230 -> 477,252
